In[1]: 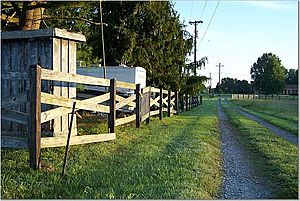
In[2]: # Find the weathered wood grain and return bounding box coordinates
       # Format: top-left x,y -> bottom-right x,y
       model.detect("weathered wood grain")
61,39 -> 69,134
167,90 -> 171,117
109,79 -> 116,133
162,96 -> 168,107
162,89 -> 168,94
52,38 -> 62,136
116,80 -> 136,90
1,109 -> 28,125
29,65 -> 41,170
69,41 -> 77,135
141,86 -> 151,94
1,28 -> 86,42
41,92 -> 110,113
159,88 -> 163,120
141,113 -> 149,123
175,91 -> 179,114
150,110 -> 160,117
41,93 -> 110,123
116,95 -> 136,109
1,92 -> 28,108
10,41 -> 22,132
1,42 -> 11,131
41,107 -> 73,124
151,87 -> 160,93
41,133 -> 115,148
150,96 -> 160,107
116,95 -> 136,107
1,71 -> 29,80
1,136 -> 28,149
136,84 -> 141,128
115,115 -> 136,126
41,68 -> 110,87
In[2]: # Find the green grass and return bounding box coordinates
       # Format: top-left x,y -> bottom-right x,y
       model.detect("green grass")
222,100 -> 298,199
230,99 -> 298,135
1,99 -> 222,199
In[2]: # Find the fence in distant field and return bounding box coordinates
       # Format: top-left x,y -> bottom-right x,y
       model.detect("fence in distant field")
231,94 -> 298,100
1,64 -> 202,169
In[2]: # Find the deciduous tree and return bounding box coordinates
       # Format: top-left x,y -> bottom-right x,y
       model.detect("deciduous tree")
250,53 -> 285,94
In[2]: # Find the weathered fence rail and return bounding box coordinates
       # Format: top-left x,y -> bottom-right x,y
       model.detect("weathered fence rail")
2,65 -> 203,169
1,28 -> 203,170
232,94 -> 298,100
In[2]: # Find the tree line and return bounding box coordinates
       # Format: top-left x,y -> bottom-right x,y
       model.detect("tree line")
1,1 -> 208,96
2,2 -> 296,96
216,53 -> 298,95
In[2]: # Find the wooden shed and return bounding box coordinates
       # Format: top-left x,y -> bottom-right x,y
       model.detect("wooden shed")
1,28 -> 86,147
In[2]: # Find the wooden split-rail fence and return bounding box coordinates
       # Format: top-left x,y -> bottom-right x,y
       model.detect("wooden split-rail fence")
2,65 -> 191,169
231,94 -> 298,100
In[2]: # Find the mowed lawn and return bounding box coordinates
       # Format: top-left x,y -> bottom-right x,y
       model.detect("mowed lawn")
230,98 -> 298,135
1,99 -> 222,199
222,100 -> 298,199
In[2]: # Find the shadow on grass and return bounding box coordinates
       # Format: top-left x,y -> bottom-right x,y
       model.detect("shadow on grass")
1,100 -> 221,199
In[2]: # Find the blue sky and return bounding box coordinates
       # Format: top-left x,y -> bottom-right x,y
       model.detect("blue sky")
172,1 -> 297,87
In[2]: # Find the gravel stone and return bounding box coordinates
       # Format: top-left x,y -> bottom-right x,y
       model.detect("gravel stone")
218,98 -> 272,199
225,98 -> 298,146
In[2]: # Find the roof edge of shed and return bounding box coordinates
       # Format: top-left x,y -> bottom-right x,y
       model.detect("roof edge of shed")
1,28 -> 86,42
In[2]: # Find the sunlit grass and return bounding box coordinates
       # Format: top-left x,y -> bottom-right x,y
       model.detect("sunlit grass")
1,99 -> 222,199
222,100 -> 298,199
230,99 -> 298,135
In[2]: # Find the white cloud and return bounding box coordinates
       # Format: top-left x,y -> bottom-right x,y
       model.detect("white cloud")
244,1 -> 294,10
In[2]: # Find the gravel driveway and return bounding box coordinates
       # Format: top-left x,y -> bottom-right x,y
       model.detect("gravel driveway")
225,99 -> 298,146
218,98 -> 272,199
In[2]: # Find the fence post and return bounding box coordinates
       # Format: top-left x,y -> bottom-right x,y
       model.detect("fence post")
181,94 -> 184,112
29,65 -> 41,170
136,84 -> 141,128
109,78 -> 116,133
159,88 -> 163,120
185,94 -> 188,112
167,90 -> 171,117
146,87 -> 151,124
175,91 -> 179,114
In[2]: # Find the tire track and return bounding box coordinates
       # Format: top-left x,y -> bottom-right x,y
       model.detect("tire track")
218,98 -> 272,199
225,99 -> 298,146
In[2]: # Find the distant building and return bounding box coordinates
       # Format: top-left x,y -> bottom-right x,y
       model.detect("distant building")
283,84 -> 298,95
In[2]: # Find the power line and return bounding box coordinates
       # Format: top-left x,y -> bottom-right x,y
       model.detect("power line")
189,0 -> 194,21
200,1 -> 208,19
199,0 -> 220,46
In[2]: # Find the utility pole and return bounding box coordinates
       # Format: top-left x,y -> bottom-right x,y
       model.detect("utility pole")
209,72 -> 212,93
216,63 -> 224,96
216,63 -> 224,85
189,20 -> 203,73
